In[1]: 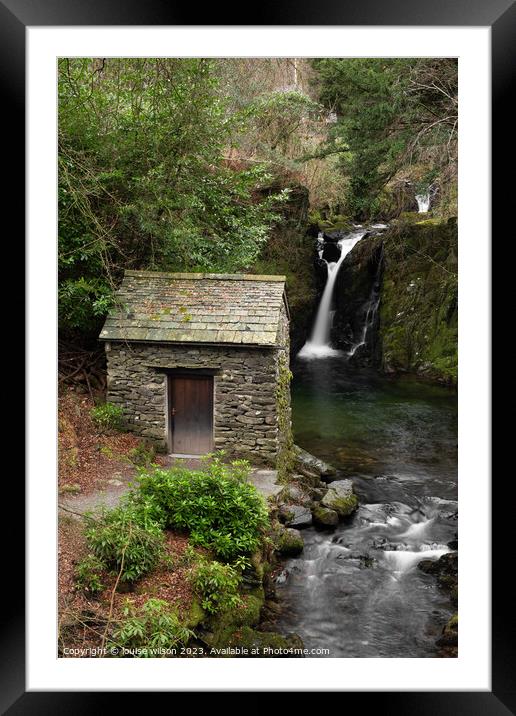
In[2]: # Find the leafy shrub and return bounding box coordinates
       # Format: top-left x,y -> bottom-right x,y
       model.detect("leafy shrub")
85,504 -> 164,583
90,402 -> 124,431
128,440 -> 156,467
131,457 -> 269,560
74,554 -> 105,594
190,560 -> 242,614
110,598 -> 193,657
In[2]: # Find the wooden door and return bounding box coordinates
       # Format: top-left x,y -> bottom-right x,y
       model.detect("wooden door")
168,375 -> 213,455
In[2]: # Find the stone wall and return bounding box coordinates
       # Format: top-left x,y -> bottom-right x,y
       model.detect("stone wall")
105,313 -> 291,467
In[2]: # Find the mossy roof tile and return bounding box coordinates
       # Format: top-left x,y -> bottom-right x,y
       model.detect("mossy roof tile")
100,270 -> 287,347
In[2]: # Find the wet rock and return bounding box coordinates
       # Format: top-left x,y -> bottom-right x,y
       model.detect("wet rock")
279,504 -> 313,529
282,482 -> 312,506
419,551 -> 457,605
310,487 -> 327,502
320,479 -> 358,517
322,241 -> 341,262
330,234 -> 384,365
436,613 -> 458,654
312,504 -> 339,527
447,533 -> 458,550
294,445 -> 337,479
274,527 -> 304,556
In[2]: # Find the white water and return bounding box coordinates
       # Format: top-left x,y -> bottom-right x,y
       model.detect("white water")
347,292 -> 379,358
298,229 -> 366,359
416,192 -> 431,213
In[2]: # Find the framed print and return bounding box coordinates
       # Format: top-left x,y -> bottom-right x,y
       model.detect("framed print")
7,0 -> 512,709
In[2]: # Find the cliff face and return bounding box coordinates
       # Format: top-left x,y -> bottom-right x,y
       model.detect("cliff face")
330,233 -> 384,365
379,217 -> 458,384
327,217 -> 457,383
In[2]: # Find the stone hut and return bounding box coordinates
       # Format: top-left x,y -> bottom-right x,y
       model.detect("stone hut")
99,270 -> 292,467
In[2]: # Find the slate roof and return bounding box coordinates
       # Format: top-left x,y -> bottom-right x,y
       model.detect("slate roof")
99,270 -> 288,347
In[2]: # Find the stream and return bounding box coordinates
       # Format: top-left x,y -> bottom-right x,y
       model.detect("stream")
275,359 -> 457,657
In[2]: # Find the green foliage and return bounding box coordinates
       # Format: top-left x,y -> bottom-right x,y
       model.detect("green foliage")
90,402 -> 124,431
128,440 -> 157,467
242,89 -> 321,157
130,456 -> 269,560
190,560 -> 242,614
110,598 -> 193,657
74,554 -> 105,594
312,58 -> 458,218
85,504 -> 164,582
58,58 -> 287,337
276,353 -> 295,482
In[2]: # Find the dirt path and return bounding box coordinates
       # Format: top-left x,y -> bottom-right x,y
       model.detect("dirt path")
59,458 -> 282,518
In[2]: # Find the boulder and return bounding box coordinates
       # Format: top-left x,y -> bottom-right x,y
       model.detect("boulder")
284,483 -> 312,505
274,527 -> 304,556
418,551 -> 457,605
321,479 -> 358,517
436,612 -> 458,648
310,487 -> 327,502
279,504 -> 312,529
312,505 -> 339,527
294,446 -> 337,479
322,241 -> 341,262
201,587 -> 265,649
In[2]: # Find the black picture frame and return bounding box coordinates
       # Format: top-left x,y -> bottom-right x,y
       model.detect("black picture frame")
10,0 -> 513,710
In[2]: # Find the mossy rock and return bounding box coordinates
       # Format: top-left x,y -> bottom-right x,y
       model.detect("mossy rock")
227,627 -> 305,657
273,527 -> 304,556
312,504 -> 339,527
294,445 -> 337,479
320,480 -> 359,517
379,218 -> 458,384
436,612 -> 458,648
201,584 -> 266,649
242,550 -> 265,585
185,598 -> 206,630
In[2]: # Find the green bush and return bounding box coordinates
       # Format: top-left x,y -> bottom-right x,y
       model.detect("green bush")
84,504 -> 164,583
90,402 -> 124,431
131,456 -> 269,560
128,440 -> 157,467
74,554 -> 105,595
110,598 -> 193,657
190,560 -> 242,614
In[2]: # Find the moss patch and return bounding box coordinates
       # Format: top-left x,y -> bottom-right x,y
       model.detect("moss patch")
202,587 -> 265,649
379,217 -> 458,384
226,626 -> 304,656
275,352 -> 295,483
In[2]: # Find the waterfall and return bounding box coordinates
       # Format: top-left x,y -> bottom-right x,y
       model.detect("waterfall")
416,192 -> 431,213
298,229 -> 366,359
317,231 -> 324,259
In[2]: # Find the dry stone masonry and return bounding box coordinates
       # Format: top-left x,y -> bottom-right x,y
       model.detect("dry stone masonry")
100,271 -> 292,467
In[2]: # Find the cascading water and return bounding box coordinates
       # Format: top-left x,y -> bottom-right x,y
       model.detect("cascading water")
416,192 -> 431,213
298,228 -> 366,359
274,362 -> 458,657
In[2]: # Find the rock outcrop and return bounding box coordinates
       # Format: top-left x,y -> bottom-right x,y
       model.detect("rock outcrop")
320,479 -> 359,517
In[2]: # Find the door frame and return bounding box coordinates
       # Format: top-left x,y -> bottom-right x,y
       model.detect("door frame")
166,370 -> 215,456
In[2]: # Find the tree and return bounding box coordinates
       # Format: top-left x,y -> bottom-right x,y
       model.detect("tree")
58,58 -> 287,338
311,58 -> 458,218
